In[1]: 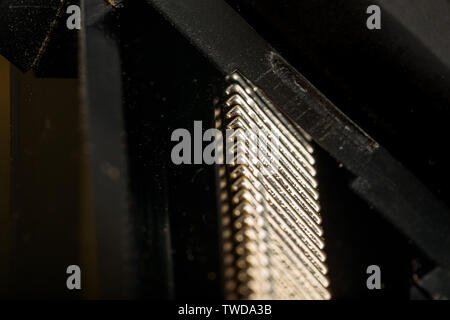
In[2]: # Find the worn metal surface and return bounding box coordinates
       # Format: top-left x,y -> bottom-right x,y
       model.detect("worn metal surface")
2,0 -> 449,299
146,0 -> 450,285
79,0 -> 138,299
0,0 -> 79,77
0,0 -> 65,71
219,72 -> 330,299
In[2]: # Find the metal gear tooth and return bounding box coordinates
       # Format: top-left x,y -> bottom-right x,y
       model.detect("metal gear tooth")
218,71 -> 331,300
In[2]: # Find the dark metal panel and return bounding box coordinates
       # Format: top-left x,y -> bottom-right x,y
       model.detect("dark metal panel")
79,0 -> 138,299
146,0 -> 450,276
0,0 -> 64,72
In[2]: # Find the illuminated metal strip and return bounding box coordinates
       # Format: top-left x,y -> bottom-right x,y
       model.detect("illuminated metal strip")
230,167 -> 325,261
219,71 -> 330,300
227,116 -> 321,222
225,86 -> 317,177
227,115 -> 319,203
226,171 -> 329,299
225,72 -> 316,165
229,161 -> 329,287
229,146 -> 324,244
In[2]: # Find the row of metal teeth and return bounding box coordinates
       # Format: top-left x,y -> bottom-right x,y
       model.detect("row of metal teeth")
218,72 -> 331,300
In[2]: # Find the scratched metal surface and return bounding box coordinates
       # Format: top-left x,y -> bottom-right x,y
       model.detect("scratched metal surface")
0,0 -> 64,71
147,0 -> 450,298
2,0 -> 449,299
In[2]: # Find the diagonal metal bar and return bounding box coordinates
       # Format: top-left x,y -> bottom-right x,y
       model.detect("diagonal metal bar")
146,0 -> 450,273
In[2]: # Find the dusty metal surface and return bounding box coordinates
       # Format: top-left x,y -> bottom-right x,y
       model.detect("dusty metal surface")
147,0 -> 450,297
219,72 -> 330,299
0,0 -> 66,71
2,0 -> 449,299
79,0 -> 138,299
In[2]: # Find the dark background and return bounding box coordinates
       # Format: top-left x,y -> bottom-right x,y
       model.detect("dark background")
1,0 -> 449,299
